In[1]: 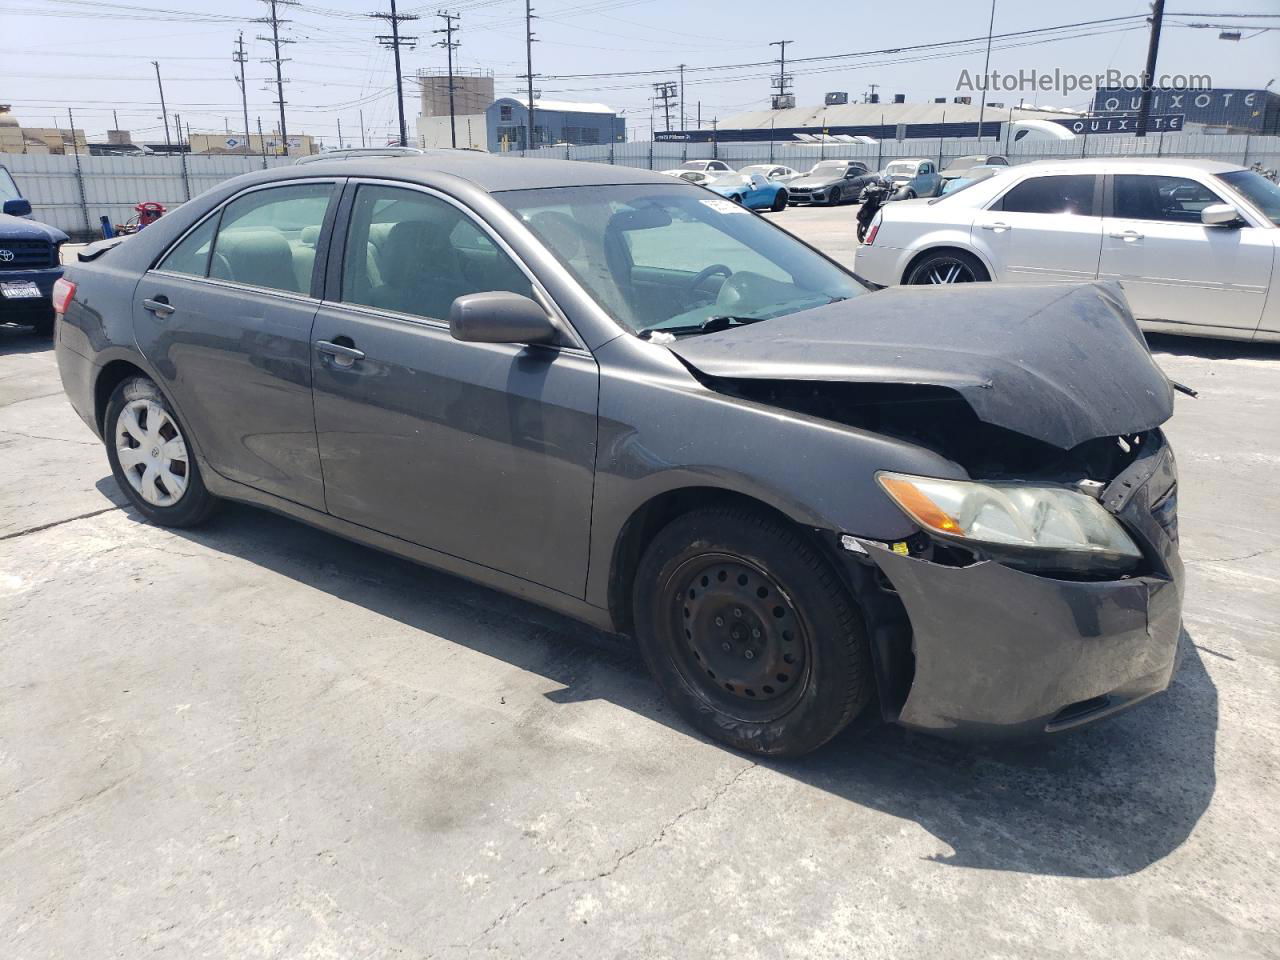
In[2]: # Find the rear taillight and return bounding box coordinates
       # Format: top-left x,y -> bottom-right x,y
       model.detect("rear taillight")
863,219 -> 880,246
52,277 -> 76,315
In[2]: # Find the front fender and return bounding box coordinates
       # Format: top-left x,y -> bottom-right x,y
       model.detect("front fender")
583,336 -> 964,609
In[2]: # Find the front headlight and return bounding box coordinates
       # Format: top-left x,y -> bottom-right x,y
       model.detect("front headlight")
877,472 -> 1142,571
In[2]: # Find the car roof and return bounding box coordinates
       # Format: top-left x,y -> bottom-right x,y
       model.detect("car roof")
263,150 -> 675,192
1018,157 -> 1245,175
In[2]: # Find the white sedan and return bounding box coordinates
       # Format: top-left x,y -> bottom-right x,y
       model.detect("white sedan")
738,164 -> 803,185
854,158 -> 1280,342
659,168 -> 716,186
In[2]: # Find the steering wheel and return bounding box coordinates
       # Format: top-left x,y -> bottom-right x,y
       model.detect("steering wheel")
686,263 -> 732,297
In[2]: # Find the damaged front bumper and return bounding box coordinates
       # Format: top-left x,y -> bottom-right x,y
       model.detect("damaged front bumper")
846,435 -> 1184,738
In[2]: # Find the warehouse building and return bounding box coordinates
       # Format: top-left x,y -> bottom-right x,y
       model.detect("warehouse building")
656,98 -> 1079,143
488,97 -> 625,151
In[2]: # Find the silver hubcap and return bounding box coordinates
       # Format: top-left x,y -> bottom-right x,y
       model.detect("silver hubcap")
115,399 -> 188,507
921,260 -> 975,284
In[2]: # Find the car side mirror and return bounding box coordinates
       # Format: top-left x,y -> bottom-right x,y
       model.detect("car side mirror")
449,291 -> 560,345
3,198 -> 32,217
1201,203 -> 1242,227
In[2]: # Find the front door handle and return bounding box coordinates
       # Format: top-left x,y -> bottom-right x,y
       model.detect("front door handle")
142,297 -> 174,316
1108,230 -> 1144,241
980,221 -> 1012,232
315,339 -> 365,368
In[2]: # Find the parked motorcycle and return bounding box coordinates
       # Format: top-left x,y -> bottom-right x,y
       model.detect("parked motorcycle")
856,179 -> 893,243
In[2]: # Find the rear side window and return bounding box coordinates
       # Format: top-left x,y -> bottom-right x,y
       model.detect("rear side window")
209,183 -> 333,294
158,214 -> 218,277
996,175 -> 1096,215
1113,174 -> 1225,224
340,184 -> 532,321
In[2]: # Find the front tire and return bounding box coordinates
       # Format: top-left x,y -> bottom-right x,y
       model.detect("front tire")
105,375 -> 218,527
633,507 -> 874,757
904,249 -> 989,285
827,186 -> 843,206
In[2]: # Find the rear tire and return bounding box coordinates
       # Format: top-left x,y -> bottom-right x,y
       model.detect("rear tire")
771,190 -> 788,212
104,375 -> 218,528
633,507 -> 874,757
905,249 -> 989,285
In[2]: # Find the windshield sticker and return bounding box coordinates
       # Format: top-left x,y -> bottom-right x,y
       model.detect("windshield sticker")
700,198 -> 750,215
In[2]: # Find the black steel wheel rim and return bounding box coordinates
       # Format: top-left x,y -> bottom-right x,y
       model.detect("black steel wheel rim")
665,553 -> 811,721
912,257 -> 978,284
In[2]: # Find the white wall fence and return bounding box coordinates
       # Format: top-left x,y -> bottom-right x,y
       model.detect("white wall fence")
507,132 -> 1280,174
2,154 -> 293,238
5,132 -> 1278,238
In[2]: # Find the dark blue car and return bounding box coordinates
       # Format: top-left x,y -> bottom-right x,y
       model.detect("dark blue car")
1,165 -> 68,336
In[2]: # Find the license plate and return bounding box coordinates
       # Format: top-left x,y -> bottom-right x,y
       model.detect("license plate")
1,282 -> 42,300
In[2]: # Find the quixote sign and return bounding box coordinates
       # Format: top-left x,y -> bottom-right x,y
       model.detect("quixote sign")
1056,114 -> 1185,135
1092,87 -> 1276,132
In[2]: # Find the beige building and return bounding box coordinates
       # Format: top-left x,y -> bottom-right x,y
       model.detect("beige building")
188,132 -> 317,157
0,106 -> 88,154
418,68 -> 494,118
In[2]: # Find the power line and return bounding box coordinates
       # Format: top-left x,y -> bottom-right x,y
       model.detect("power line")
433,10 -> 461,148
370,0 -> 420,146
256,0 -> 297,155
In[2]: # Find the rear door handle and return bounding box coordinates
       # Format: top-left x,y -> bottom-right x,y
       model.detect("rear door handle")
314,339 -> 365,367
1109,230 -> 1144,241
980,222 -> 1012,232
142,297 -> 174,316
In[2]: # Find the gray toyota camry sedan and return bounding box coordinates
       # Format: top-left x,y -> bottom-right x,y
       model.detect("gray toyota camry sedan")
54,153 -> 1184,756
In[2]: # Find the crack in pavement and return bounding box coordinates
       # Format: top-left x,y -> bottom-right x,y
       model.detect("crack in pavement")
0,506 -> 121,542
464,763 -> 756,949
1185,546 -> 1280,566
0,429 -> 98,446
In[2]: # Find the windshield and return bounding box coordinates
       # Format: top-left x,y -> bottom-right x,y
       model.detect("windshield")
884,161 -> 918,178
679,161 -> 708,170
807,161 -> 844,175
499,184 -> 864,338
711,174 -> 750,187
1218,170 -> 1280,227
0,168 -> 19,204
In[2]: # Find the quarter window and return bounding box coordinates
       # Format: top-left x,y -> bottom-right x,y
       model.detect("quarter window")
1113,174 -> 1225,224
209,183 -> 333,293
340,185 -> 532,321
996,175 -> 1096,215
158,214 -> 218,277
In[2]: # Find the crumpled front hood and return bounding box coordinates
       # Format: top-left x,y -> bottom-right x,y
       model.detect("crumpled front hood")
0,212 -> 68,243
668,282 -> 1175,451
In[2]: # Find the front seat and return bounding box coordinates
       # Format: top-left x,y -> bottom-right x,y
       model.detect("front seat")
371,219 -> 469,320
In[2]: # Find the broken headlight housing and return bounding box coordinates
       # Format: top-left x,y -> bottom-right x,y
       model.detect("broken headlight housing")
877,472 -> 1143,575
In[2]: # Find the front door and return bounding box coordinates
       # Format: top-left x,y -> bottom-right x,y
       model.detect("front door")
133,181 -> 338,510
1099,173 -> 1273,333
310,182 -> 599,598
973,173 -> 1103,284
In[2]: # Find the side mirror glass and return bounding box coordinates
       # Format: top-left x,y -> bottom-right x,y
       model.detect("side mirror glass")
1201,203 -> 1241,226
449,291 -> 560,345
3,198 -> 32,217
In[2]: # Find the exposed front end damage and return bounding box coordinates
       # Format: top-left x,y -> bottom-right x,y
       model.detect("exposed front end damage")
843,434 -> 1183,737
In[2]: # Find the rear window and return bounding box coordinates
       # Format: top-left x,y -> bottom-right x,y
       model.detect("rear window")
994,175 -> 1096,215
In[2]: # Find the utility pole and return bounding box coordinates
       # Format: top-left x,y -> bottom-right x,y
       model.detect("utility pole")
112,109 -> 119,131
233,31 -> 252,158
257,116 -> 267,168
678,63 -> 686,131
769,39 -> 793,109
864,83 -> 879,104
434,10 -> 461,148
653,81 -> 676,134
257,0 -> 297,155
1135,0 -> 1166,138
977,0 -> 996,137
370,0 -> 419,147
523,0 -> 537,151
151,60 -> 171,146
359,109 -> 367,147
337,116 -> 344,148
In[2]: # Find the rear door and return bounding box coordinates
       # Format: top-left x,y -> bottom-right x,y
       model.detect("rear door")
134,180 -> 339,510
1098,172 -> 1272,333
309,181 -> 599,597
972,173 -> 1103,283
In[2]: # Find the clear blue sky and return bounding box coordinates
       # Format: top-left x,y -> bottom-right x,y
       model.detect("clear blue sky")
2,0 -> 1277,145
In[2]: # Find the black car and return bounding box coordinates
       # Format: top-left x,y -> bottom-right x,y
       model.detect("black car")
53,154 -> 1184,756
1,165 -> 68,336
785,160 -> 875,206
